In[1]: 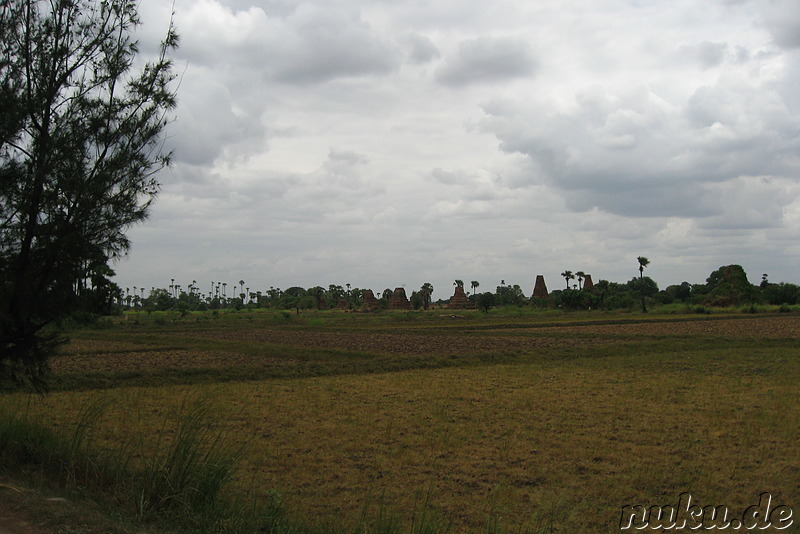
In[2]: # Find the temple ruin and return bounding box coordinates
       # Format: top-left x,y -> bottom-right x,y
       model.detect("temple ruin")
448,285 -> 474,309
582,274 -> 594,292
388,287 -> 411,309
531,275 -> 548,298
361,289 -> 379,310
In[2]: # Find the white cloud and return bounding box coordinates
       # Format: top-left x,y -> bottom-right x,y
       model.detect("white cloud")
479,53 -> 799,218
115,0 -> 800,294
174,1 -> 400,83
169,69 -> 268,168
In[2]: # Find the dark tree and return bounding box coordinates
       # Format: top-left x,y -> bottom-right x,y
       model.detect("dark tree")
308,286 -> 326,310
470,280 -> 479,296
705,265 -> 759,306
419,282 -> 433,310
0,0 -> 178,389
476,292 -> 496,313
575,271 -> 585,291
636,256 -> 650,312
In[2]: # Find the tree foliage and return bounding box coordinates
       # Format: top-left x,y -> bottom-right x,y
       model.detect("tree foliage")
761,282 -> 800,306
419,282 -> 433,310
0,0 -> 178,389
476,292 -> 495,313
495,283 -> 525,306
704,265 -> 759,306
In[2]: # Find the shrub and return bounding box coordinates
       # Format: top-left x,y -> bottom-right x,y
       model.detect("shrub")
476,292 -> 496,313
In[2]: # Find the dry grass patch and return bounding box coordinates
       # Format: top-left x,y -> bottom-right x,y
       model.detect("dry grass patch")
6,340 -> 799,532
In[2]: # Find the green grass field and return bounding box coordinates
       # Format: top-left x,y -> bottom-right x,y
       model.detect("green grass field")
2,308 -> 799,532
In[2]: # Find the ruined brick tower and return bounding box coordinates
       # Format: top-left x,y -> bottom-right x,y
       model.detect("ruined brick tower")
362,289 -> 378,310
531,275 -> 548,298
582,274 -> 594,293
448,285 -> 473,308
388,287 -> 411,309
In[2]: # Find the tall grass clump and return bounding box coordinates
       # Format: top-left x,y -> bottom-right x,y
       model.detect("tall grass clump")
134,400 -> 242,527
0,397 -> 118,488
0,403 -> 62,468
0,395 -> 283,533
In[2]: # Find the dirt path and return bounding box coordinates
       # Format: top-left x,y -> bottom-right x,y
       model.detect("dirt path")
0,510 -> 52,534
0,481 -> 68,534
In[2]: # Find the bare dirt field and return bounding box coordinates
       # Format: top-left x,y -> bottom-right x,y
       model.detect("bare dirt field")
531,315 -> 800,337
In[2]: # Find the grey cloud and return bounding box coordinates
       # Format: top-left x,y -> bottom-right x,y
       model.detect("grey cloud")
427,167 -> 503,200
399,33 -> 441,64
169,72 -> 267,168
686,85 -> 737,127
697,177 -> 792,230
177,2 -> 400,84
677,41 -> 728,70
224,0 -> 297,17
565,183 -> 715,218
327,149 -> 369,166
285,149 -> 384,212
429,168 -> 467,185
761,0 -> 800,49
120,0 -> 800,294
779,53 -> 800,112
481,76 -> 800,219
266,5 -> 401,83
435,36 -> 537,86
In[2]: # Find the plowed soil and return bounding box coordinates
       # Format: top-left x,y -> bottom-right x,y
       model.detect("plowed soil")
531,315 -> 800,337
50,315 -> 800,377
194,329 -> 611,354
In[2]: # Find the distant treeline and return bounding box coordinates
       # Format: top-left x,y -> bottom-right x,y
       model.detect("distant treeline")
106,265 -> 797,314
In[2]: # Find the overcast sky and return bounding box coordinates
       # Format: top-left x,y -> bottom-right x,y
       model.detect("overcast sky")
115,0 -> 800,298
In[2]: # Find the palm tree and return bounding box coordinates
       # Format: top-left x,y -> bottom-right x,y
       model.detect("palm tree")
454,280 -> 464,288
637,256 -> 649,276
470,281 -> 479,296
561,270 -> 574,289
637,256 -> 650,312
575,271 -> 585,290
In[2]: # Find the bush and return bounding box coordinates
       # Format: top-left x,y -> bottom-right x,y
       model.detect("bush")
476,292 -> 496,313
